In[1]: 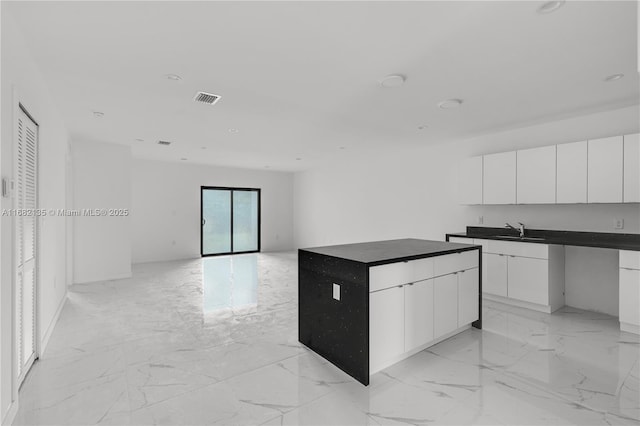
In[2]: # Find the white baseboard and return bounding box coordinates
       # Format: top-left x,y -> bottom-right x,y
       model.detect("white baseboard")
40,290 -> 67,355
620,322 -> 640,335
2,397 -> 18,426
483,294 -> 554,313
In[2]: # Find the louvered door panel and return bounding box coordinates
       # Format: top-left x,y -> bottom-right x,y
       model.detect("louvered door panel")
15,107 -> 38,384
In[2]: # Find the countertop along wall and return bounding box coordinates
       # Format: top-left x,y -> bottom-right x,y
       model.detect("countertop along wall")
294,104 -> 639,316
131,158 -> 294,264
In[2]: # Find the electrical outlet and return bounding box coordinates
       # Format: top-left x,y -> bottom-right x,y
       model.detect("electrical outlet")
477,216 -> 484,225
614,218 -> 624,230
332,283 -> 340,301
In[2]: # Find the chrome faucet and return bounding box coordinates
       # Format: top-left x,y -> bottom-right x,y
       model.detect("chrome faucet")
505,222 -> 525,238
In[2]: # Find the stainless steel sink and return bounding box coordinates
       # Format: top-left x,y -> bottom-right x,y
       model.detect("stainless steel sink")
497,235 -> 545,241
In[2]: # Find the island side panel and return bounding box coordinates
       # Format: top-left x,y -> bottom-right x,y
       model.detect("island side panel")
298,250 -> 369,385
473,248 -> 482,329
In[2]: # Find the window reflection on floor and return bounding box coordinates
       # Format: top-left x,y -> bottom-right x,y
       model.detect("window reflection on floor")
203,254 -> 258,314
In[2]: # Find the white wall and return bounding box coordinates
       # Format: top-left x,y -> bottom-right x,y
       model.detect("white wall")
1,9 -> 70,423
72,140 -> 131,283
131,159 -> 294,264
294,105 -> 640,249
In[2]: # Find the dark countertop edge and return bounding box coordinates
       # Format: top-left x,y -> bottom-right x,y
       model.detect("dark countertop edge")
446,231 -> 640,252
298,245 -> 481,267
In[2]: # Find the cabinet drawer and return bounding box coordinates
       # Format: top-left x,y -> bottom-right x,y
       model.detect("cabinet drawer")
370,262 -> 412,292
448,237 -> 472,244
434,250 -> 479,277
486,240 -> 548,259
411,257 -> 434,282
620,250 -> 640,270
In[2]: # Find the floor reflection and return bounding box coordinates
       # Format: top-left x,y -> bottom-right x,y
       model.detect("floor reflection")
203,254 -> 258,313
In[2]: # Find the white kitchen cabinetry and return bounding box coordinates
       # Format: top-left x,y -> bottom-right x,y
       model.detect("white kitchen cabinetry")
485,253 -> 507,297
623,133 -> 640,203
517,146 -> 556,204
588,136 -> 623,203
458,156 -> 483,205
448,236 -> 564,313
370,286 -> 404,372
619,250 -> 640,335
434,273 -> 459,338
404,280 -> 434,352
556,141 -> 587,204
483,151 -> 516,205
458,268 -> 479,327
369,249 -> 480,374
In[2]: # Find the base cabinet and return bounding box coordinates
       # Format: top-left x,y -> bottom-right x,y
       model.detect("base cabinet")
370,287 -> 404,372
434,274 -> 458,338
458,268 -> 480,326
369,249 -> 480,374
485,253 -> 507,297
507,256 -> 549,306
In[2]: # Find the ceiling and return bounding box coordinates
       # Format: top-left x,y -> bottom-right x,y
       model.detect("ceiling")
6,1 -> 639,172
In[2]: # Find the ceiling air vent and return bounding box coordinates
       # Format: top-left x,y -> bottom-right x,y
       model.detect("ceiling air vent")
193,91 -> 221,106
157,140 -> 172,146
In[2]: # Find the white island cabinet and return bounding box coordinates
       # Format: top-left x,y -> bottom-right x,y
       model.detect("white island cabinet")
369,248 -> 480,374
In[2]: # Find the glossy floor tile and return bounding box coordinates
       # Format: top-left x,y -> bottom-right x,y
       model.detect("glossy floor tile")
13,252 -> 640,425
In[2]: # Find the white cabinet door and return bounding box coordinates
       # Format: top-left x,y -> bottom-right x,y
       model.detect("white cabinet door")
623,133 -> 640,203
517,146 -> 557,204
404,280 -> 434,352
434,274 -> 458,338
588,136 -> 623,203
620,250 -> 640,270
458,156 -> 483,205
483,151 -> 516,204
507,256 -> 549,306
458,268 -> 479,326
484,253 -> 507,297
557,141 -> 588,204
370,286 -> 405,372
619,268 -> 640,328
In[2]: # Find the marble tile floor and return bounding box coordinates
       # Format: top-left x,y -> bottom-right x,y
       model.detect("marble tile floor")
13,252 -> 640,426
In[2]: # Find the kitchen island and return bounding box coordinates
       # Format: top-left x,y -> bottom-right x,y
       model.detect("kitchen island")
298,238 -> 481,385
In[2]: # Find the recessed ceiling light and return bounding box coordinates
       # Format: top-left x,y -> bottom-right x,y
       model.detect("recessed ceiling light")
93,111 -> 104,118
201,146 -> 207,150
135,138 -> 144,142
180,158 -> 187,161
380,74 -> 406,88
165,74 -> 182,81
264,166 -> 270,169
228,128 -> 239,133
295,158 -> 302,161
537,0 -> 565,14
438,99 -> 463,109
339,146 -> 346,150
418,125 -> 429,130
603,73 -> 624,82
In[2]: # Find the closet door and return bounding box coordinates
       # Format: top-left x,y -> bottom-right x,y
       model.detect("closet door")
15,105 -> 38,384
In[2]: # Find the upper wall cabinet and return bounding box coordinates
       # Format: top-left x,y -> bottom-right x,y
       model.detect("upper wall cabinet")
458,156 -> 483,205
517,146 -> 556,204
624,133 -> 640,203
556,141 -> 587,204
588,136 -> 623,203
483,151 -> 516,204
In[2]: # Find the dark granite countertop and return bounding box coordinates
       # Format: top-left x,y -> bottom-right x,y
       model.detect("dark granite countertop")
299,238 -> 480,266
447,227 -> 640,251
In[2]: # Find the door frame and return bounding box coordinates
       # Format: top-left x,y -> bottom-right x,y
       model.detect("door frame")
200,186 -> 261,257
13,100 -> 40,389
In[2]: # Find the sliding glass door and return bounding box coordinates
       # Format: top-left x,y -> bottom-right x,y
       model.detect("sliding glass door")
201,187 -> 260,256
